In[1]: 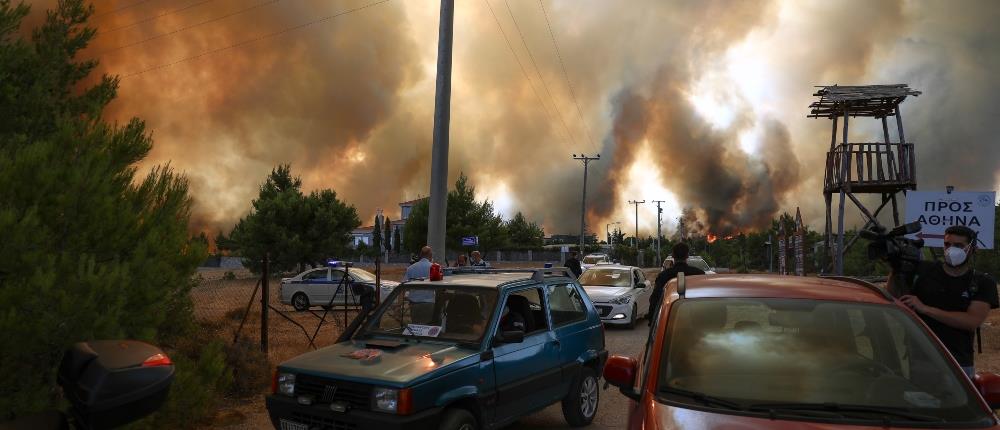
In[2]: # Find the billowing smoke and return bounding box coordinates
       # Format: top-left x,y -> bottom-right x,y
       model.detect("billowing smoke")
20,0 -> 1000,238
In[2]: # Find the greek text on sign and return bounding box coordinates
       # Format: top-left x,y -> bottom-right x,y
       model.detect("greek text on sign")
904,191 -> 995,249
461,236 -> 479,246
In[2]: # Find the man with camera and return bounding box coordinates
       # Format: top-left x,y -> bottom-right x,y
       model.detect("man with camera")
894,225 -> 998,377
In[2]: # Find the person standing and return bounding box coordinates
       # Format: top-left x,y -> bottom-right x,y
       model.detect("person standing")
405,246 -> 433,281
564,251 -> 583,278
649,243 -> 705,325
896,225 -> 999,377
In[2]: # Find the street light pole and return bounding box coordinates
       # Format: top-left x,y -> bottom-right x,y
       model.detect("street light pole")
426,0 -> 455,261
573,154 -> 600,252
627,200 -> 645,248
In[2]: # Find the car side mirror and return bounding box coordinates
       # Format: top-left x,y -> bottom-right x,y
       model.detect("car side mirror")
603,355 -> 640,400
974,372 -> 1000,409
495,330 -> 525,345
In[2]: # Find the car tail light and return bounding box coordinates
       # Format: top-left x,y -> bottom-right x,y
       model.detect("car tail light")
271,370 -> 278,394
141,353 -> 172,367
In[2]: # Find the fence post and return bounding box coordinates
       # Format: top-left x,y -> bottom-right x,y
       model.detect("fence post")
527,250 -> 532,261
261,252 -> 269,356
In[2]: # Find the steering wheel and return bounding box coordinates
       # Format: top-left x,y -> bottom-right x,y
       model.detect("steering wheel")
831,357 -> 895,378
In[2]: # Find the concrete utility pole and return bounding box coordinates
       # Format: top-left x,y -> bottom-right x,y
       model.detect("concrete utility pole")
573,154 -> 600,252
627,200 -> 645,248
606,221 -> 620,246
652,200 -> 666,265
426,0 -> 455,261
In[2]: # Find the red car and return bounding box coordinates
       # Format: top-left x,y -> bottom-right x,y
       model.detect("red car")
604,274 -> 1000,429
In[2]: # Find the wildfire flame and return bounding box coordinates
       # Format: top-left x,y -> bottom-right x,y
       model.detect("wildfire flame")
707,234 -> 718,244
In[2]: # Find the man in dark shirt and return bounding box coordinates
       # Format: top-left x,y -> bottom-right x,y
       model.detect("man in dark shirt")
649,243 -> 705,326
896,225 -> 999,377
564,251 -> 583,279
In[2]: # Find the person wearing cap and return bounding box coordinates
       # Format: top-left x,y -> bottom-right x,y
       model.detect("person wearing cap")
896,225 -> 999,377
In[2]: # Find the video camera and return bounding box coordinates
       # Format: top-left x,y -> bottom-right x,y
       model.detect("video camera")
859,220 -> 924,297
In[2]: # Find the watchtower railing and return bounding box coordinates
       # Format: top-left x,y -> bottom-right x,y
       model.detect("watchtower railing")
824,142 -> 915,193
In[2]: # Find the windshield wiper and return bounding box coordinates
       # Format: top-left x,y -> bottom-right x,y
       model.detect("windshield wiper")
659,386 -> 741,410
746,402 -> 943,423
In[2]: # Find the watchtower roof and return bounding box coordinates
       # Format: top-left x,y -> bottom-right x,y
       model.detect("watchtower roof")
808,84 -> 921,118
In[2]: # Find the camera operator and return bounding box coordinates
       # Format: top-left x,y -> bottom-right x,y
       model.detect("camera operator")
893,225 -> 998,377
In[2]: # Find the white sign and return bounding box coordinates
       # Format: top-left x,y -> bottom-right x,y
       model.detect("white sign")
904,191 -> 996,249
560,245 -> 569,253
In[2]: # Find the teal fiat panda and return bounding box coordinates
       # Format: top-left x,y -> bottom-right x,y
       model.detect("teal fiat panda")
266,268 -> 607,430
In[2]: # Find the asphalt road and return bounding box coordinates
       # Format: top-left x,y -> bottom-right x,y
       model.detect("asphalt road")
510,323 -> 648,429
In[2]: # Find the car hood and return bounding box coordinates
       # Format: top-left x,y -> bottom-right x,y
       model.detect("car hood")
279,340 -> 478,387
647,402 -> 969,430
583,285 -> 631,301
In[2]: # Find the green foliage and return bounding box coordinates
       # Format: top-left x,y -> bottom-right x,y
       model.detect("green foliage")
132,339 -> 231,429
392,225 -> 401,255
229,165 -> 360,273
402,173 -> 509,255
383,216 -> 393,253
506,211 -> 544,249
371,215 -> 382,257
0,0 -> 206,418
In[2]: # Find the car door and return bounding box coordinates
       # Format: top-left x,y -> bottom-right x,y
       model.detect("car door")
491,287 -> 562,423
300,268 -> 330,303
547,283 -> 592,397
327,269 -> 349,305
633,269 -> 650,316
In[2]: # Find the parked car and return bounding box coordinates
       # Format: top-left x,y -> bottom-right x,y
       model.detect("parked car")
604,274 -> 1000,429
266,268 -> 608,430
280,265 -> 399,311
581,253 -> 611,271
665,255 -> 716,274
577,264 -> 651,329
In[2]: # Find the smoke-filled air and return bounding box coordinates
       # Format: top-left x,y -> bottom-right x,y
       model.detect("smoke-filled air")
37,0 -> 1000,237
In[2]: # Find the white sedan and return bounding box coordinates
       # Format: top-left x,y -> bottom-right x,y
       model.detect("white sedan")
279,266 -> 398,311
577,265 -> 651,329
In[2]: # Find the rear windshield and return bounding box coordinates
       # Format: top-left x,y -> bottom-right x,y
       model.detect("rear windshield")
658,298 -> 991,426
583,255 -> 607,264
578,268 -> 631,288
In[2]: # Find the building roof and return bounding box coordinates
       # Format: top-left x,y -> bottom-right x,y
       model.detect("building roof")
667,274 -> 892,304
399,197 -> 428,206
808,84 -> 921,118
351,226 -> 374,234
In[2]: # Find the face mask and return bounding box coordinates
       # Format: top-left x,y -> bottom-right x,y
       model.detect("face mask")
944,245 -> 969,267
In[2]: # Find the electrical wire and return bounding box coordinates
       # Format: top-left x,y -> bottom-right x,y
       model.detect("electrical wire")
483,0 -> 571,145
503,0 -> 577,147
92,0 -> 156,19
95,0 -> 279,57
97,0 -> 215,35
537,0 -> 598,152
120,0 -> 391,78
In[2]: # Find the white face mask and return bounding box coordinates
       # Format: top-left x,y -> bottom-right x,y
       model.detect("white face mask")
944,245 -> 969,267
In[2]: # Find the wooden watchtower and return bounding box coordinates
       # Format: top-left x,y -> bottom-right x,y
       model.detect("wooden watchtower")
808,84 -> 921,275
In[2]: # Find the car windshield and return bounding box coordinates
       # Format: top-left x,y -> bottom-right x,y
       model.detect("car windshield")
348,268 -> 376,282
658,298 -> 991,425
578,269 -> 631,288
582,255 -> 606,264
363,286 -> 498,344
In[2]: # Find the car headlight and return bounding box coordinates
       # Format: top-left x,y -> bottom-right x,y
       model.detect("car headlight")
373,387 -> 399,413
277,372 -> 295,396
609,295 -> 632,305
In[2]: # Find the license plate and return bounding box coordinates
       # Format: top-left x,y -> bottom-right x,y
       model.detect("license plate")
280,419 -> 308,430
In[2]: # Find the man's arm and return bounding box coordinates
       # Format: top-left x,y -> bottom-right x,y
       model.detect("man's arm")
900,295 -> 991,331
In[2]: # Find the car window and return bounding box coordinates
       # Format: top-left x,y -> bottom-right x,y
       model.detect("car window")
365,286 -> 497,343
577,269 -> 631,288
329,270 -> 345,282
500,288 -> 549,335
547,283 -> 587,326
657,298 -> 991,425
687,258 -> 710,272
348,268 -> 376,282
302,269 -> 328,281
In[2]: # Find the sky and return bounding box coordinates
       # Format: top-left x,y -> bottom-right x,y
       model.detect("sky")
24,0 -> 1000,239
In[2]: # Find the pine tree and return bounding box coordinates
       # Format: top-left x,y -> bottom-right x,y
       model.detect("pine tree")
371,214 -> 383,261
393,225 -> 401,255
383,216 -> 393,254
0,1 -> 206,416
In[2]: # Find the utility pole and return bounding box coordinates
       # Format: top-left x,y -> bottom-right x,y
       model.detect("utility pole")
605,221 -> 620,246
573,154 -> 600,252
426,0 -> 455,262
627,200 -> 645,248
652,200 -> 666,265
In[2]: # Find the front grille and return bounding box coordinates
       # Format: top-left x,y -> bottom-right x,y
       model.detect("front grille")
295,374 -> 372,411
291,411 -> 358,430
595,305 -> 612,317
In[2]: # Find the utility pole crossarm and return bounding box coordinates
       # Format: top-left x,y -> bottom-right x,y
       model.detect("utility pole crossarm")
573,153 -> 600,252
627,200 -> 645,249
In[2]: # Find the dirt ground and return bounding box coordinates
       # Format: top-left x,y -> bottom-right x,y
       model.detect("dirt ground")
192,268 -> 1000,429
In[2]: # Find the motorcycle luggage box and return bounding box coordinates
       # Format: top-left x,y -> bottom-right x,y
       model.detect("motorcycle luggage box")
57,340 -> 174,430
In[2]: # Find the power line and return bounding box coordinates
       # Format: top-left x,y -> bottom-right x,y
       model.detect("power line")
537,0 -> 598,153
120,0 -> 391,78
94,0 -> 279,57
93,0 -> 157,19
503,0 -> 577,147
97,0 -> 215,35
483,0 -> 570,145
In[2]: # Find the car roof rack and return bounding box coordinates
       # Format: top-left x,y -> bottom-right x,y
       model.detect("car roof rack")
818,275 -> 894,302
442,267 -> 576,283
